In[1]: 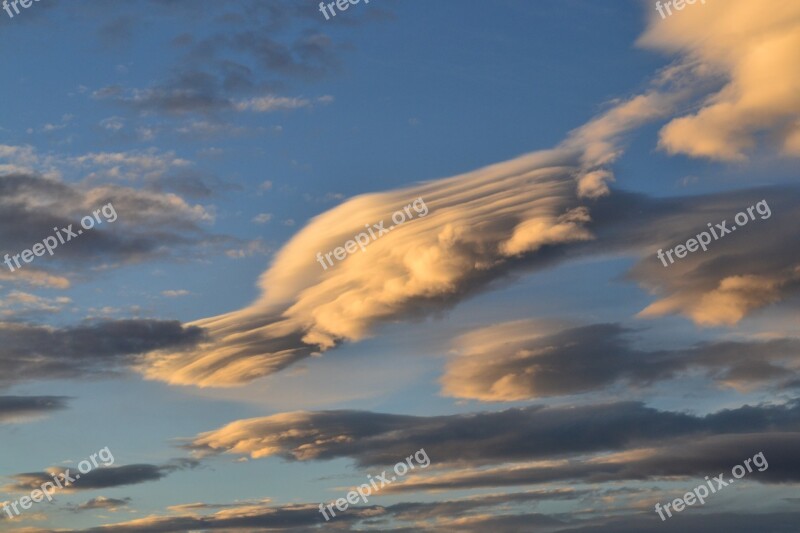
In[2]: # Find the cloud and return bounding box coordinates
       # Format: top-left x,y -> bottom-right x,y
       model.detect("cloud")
54,510 -> 800,533
551,512 -> 800,533
441,321 -> 800,401
172,120 -> 254,140
224,238 -> 269,259
186,401 -> 800,467
91,72 -> 237,117
64,147 -> 239,198
0,268 -> 71,290
161,290 -> 190,298
30,490 -> 585,532
39,490 -> 800,532
638,1 -> 800,160
0,396 -> 69,424
70,496 -> 132,512
0,319 -> 204,389
0,291 -> 72,318
141,148 -> 600,386
233,95 -> 332,112
378,488 -> 587,521
40,114 -> 74,134
391,432 -> 800,492
83,1 -> 351,121
596,188 -> 800,326
5,460 -> 198,493
49,502 -> 365,532
99,116 -> 126,132
0,167 -> 231,281
252,213 -> 272,224
134,57 -> 698,387
138,140 -> 633,386
70,148 -> 192,184
165,500 -> 268,514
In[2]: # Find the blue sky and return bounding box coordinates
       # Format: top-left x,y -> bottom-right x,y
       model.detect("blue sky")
1,1 -> 800,531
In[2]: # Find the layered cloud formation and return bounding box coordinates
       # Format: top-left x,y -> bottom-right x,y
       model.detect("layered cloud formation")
141,145 -> 615,386
139,85 -> 687,387
186,401 -> 800,467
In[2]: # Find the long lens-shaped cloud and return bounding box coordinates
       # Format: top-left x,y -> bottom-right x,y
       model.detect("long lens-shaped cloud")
141,147 -> 599,386
137,87 -> 685,387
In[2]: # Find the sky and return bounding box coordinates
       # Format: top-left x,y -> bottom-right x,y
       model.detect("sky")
1,0 -> 799,531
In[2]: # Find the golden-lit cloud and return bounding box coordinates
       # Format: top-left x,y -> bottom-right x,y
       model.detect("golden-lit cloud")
141,149 -> 605,386
623,190 -> 800,326
638,273 -> 787,326
140,84 -> 687,387
441,320 -> 569,402
0,268 -> 70,289
639,1 -> 800,160
441,320 -> 800,401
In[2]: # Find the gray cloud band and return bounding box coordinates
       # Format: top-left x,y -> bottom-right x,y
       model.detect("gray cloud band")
3,203 -> 117,273
655,199 -> 771,267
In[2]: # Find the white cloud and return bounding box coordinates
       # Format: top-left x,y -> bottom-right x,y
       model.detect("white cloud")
162,290 -> 191,298
252,213 -> 272,224
234,95 -> 333,113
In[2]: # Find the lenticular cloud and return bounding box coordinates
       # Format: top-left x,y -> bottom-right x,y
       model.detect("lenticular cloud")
141,142 -> 622,386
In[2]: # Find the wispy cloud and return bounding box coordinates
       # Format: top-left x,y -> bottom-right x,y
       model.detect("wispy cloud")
0,396 -> 69,424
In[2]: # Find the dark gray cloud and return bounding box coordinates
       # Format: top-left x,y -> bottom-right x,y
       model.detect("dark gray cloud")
54,503 -> 360,532
0,172 -> 226,272
443,322 -> 800,400
393,432 -> 800,492
0,319 -> 204,388
189,401 -> 800,468
96,15 -> 137,47
382,488 -> 588,522
551,512 -> 800,533
86,0 -> 379,119
590,186 -> 800,326
142,168 -> 243,199
43,491 -> 800,533
93,70 -> 238,117
5,459 -> 199,493
34,490 -> 581,532
70,496 -> 132,512
0,395 -> 69,422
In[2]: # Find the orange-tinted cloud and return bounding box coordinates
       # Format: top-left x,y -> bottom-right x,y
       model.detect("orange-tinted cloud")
140,85 -> 685,387
639,1 -> 800,160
